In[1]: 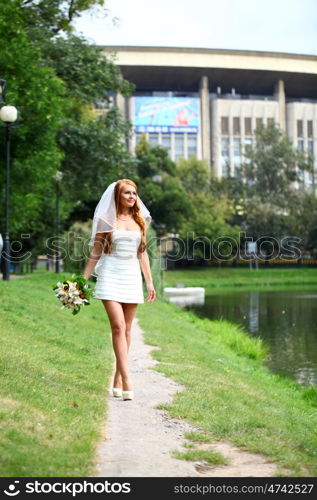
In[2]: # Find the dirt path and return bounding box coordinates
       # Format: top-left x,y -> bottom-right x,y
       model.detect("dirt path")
92,317 -> 287,477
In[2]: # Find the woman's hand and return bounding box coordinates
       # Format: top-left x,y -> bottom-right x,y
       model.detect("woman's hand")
145,281 -> 156,302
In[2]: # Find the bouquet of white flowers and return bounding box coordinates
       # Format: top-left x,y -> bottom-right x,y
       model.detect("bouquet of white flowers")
52,274 -> 92,315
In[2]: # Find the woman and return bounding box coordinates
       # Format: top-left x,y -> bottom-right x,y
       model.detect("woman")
83,179 -> 156,401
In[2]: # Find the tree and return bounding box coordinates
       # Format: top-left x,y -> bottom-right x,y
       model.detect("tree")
176,158 -> 241,262
236,121 -> 314,245
41,34 -> 134,107
21,0 -> 107,34
240,121 -> 312,203
288,191 -> 317,252
58,108 -> 138,225
38,33 -> 137,224
0,0 -> 65,239
176,156 -> 210,195
135,136 -> 191,234
135,135 -> 176,179
134,139 -> 241,262
1,1 -> 137,262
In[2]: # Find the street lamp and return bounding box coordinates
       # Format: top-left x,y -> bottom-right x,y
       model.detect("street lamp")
54,170 -> 63,273
0,79 -> 18,280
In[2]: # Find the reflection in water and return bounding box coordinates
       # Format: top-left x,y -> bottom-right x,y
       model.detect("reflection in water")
168,288 -> 317,386
167,295 -> 205,306
248,291 -> 259,334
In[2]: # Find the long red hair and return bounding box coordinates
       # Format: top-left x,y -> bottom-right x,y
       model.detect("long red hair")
103,179 -> 147,255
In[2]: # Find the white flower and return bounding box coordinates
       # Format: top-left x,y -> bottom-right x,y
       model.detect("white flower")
54,278 -> 90,314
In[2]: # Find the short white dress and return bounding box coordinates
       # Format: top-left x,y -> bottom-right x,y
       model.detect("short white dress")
93,229 -> 144,303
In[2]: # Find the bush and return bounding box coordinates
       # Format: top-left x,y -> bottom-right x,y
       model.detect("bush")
146,224 -> 164,299
62,220 -> 91,274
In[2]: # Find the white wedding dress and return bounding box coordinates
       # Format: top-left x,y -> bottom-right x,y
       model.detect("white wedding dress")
93,229 -> 144,303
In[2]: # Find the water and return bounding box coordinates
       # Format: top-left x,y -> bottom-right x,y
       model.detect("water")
175,287 -> 317,386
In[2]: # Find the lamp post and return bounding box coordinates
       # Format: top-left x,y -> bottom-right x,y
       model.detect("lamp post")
54,170 -> 63,273
0,79 -> 18,280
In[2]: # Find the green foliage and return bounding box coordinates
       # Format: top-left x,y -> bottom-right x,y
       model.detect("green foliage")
136,134 -> 176,178
21,0 -> 106,34
57,110 -> 137,205
145,224 -> 164,299
0,0 -> 65,240
135,138 -> 241,262
42,34 -> 134,106
0,0 -> 137,261
287,190 -> 317,251
241,122 -> 312,198
62,221 -> 91,274
40,33 -> 137,221
241,121 -> 306,200
135,136 -> 191,233
176,156 -> 210,194
153,176 -> 193,231
176,157 -> 241,260
218,122 -> 315,251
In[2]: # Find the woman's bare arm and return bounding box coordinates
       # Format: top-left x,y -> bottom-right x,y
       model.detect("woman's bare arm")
139,249 -> 153,285
139,249 -> 156,302
83,233 -> 106,280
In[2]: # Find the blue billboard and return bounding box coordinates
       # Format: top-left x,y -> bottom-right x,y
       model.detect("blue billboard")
134,96 -> 200,133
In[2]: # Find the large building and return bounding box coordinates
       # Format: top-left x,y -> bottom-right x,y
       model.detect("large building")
102,46 -> 317,185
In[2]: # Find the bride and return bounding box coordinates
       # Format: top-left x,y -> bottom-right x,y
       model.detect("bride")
83,179 -> 156,401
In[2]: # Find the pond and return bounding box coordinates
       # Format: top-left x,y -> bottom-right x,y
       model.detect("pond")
171,286 -> 317,386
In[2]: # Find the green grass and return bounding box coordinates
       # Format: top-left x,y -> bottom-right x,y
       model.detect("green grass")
172,449 -> 228,465
164,267 -> 317,291
2,268 -> 317,477
137,299 -> 317,477
185,314 -> 268,361
0,271 -> 113,477
184,431 -> 213,444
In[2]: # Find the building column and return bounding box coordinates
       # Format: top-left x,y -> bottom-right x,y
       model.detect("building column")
199,75 -> 211,170
126,96 -> 134,153
274,80 -> 286,131
114,93 -> 134,152
114,92 -> 126,116
210,98 -> 221,178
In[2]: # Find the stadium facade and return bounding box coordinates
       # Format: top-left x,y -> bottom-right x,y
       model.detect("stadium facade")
101,46 -> 317,185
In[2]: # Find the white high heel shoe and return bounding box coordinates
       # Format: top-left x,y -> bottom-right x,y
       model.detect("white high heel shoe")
112,387 -> 123,397
122,390 -> 134,401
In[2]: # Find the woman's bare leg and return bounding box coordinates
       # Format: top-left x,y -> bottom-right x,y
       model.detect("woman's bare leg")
102,300 -> 133,391
122,303 -> 138,351
111,303 -> 138,389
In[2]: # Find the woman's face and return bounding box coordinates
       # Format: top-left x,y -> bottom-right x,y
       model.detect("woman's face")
120,184 -> 137,210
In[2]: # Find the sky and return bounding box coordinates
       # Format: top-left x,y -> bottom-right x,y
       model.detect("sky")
72,0 -> 317,55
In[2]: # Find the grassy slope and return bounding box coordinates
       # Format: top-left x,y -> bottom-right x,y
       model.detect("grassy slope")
164,267 -> 317,291
0,271 -> 113,477
1,269 -> 317,477
137,299 -> 317,477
